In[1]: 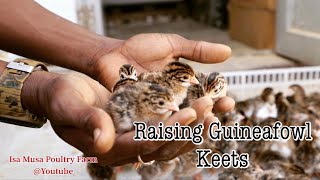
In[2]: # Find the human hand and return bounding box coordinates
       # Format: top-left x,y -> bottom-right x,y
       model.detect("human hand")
21,71 -> 115,154
91,33 -> 234,116
91,33 -> 231,91
20,71 -> 233,166
94,97 -> 218,166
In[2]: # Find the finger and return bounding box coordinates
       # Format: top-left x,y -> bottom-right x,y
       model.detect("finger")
118,115 -> 218,165
172,113 -> 218,157
202,113 -> 218,139
151,97 -> 214,159
107,110 -> 213,165
190,96 -> 214,124
136,108 -> 197,154
213,96 -> 235,113
97,108 -> 197,165
138,100 -> 213,162
51,97 -> 116,154
141,138 -> 189,162
164,107 -> 197,126
170,34 -> 231,63
77,107 -> 116,154
52,126 -> 96,155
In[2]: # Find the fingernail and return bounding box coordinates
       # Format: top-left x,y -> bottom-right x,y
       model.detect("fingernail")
186,117 -> 196,125
183,108 -> 197,125
93,128 -> 101,143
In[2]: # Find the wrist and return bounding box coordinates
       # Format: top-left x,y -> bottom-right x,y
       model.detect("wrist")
21,70 -> 58,117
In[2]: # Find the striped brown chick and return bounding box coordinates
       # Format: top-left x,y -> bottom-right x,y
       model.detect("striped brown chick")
203,72 -> 228,103
173,151 -> 204,179
112,64 -> 138,92
287,84 -> 307,108
181,72 -> 227,109
107,82 -> 179,134
275,92 -> 291,125
112,78 -> 137,93
88,82 -> 179,180
173,72 -> 228,178
139,61 -> 199,107
137,158 -> 179,180
218,162 -> 264,180
119,64 -> 138,81
87,163 -> 115,180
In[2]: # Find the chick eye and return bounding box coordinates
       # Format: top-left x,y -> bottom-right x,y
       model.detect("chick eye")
214,89 -> 219,93
134,72 -> 137,76
158,101 -> 164,106
120,74 -> 125,79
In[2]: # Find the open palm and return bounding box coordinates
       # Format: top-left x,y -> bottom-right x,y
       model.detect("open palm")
94,33 -> 231,90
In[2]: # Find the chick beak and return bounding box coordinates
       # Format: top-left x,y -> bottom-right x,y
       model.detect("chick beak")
190,76 -> 199,85
166,103 -> 180,112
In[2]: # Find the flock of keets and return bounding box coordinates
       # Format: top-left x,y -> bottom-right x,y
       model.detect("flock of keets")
85,61 -> 320,180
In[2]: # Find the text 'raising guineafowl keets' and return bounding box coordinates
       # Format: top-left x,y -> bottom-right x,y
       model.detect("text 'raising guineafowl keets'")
133,120 -> 313,168
133,121 -> 312,143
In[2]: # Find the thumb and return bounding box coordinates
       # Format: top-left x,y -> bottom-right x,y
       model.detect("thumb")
52,102 -> 116,154
169,34 -> 231,63
75,106 -> 116,154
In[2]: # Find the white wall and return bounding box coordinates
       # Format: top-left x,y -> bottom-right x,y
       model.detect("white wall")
35,0 -> 78,23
